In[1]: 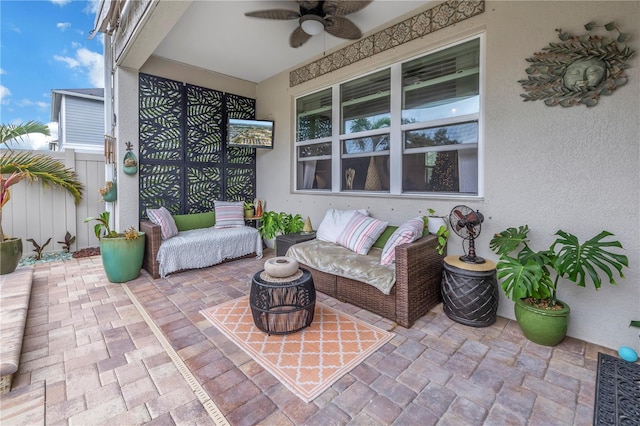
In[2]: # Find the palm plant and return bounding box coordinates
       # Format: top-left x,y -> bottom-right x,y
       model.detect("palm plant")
1,121 -> 84,241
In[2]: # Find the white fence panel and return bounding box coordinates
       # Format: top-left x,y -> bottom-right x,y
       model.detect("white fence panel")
2,149 -> 106,256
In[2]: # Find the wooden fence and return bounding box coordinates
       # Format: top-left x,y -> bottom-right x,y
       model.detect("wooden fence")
2,149 -> 106,256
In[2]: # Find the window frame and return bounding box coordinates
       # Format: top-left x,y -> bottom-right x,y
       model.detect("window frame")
293,33 -> 485,199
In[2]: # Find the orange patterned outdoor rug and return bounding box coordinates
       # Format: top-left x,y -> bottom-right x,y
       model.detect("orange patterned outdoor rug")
200,296 -> 393,403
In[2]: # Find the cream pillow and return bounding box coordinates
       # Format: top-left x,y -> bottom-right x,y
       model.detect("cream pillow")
316,208 -> 369,243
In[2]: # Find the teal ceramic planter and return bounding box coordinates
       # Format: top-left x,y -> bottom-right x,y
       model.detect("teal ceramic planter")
514,298 -> 570,346
0,238 -> 23,275
99,233 -> 145,283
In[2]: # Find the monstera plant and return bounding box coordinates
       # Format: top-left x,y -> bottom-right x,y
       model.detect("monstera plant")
1,121 -> 84,274
489,225 -> 628,346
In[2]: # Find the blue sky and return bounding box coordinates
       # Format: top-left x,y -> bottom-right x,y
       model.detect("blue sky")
1,0 -> 103,147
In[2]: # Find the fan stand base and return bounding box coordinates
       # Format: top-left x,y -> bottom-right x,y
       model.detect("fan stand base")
459,255 -> 486,264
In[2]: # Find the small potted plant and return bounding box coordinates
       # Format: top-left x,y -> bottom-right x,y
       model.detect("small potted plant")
258,211 -> 304,249
425,209 -> 449,255
99,180 -> 117,202
489,225 -> 628,346
84,211 -> 146,283
244,201 -> 255,219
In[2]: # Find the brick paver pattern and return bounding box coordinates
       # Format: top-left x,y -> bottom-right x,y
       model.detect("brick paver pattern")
1,250 -> 612,425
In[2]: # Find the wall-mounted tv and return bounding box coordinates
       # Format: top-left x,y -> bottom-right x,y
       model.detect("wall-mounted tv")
227,118 -> 274,149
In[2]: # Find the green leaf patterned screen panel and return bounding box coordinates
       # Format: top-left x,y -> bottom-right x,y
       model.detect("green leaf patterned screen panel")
139,74 -> 256,219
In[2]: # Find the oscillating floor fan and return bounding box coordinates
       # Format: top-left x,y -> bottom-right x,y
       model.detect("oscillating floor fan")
448,205 -> 485,264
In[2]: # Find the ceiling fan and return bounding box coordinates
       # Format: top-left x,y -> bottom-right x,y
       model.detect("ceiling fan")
245,1 -> 372,48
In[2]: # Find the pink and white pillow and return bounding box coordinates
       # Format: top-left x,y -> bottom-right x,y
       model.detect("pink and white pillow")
214,201 -> 245,228
380,216 -> 425,265
336,212 -> 388,255
146,207 -> 179,240
316,208 -> 369,243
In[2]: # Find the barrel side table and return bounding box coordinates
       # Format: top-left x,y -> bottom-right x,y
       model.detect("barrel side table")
441,256 -> 499,327
250,267 -> 316,335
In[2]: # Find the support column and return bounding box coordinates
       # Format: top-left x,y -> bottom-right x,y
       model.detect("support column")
113,66 -> 140,232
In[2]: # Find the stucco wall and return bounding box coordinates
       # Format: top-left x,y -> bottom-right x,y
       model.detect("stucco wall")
254,1 -> 640,350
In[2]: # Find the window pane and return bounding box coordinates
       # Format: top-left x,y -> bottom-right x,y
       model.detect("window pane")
296,89 -> 332,141
402,39 -> 479,122
298,143 -> 332,158
342,134 -> 390,155
404,122 -> 478,149
297,159 -> 332,190
341,69 -> 390,134
403,149 -> 478,194
342,155 -> 390,191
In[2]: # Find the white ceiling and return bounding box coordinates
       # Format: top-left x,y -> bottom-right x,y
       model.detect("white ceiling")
152,1 -> 431,83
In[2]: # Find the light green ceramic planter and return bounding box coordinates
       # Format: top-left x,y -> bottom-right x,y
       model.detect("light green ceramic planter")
99,233 -> 145,283
514,298 -> 571,346
0,238 -> 23,275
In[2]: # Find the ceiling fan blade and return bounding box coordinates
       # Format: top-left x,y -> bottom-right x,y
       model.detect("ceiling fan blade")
290,26 -> 313,48
323,1 -> 372,16
325,16 -> 362,39
244,9 -> 301,20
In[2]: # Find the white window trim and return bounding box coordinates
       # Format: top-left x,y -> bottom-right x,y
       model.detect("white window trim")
294,33 -> 485,199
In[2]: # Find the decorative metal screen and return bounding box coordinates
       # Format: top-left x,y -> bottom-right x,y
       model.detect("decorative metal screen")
139,74 -> 256,218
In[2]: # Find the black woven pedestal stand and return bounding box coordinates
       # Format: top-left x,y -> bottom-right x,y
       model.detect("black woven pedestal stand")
250,268 -> 316,335
441,256 -> 499,327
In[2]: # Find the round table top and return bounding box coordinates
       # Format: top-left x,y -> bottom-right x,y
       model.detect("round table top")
444,255 -> 496,272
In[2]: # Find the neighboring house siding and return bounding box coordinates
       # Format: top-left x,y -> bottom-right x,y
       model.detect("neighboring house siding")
62,97 -> 104,150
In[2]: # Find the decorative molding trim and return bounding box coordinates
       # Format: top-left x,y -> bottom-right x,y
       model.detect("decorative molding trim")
289,0 -> 485,87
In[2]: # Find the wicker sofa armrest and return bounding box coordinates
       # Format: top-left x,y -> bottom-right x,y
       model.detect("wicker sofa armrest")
140,220 -> 162,279
394,234 -> 445,327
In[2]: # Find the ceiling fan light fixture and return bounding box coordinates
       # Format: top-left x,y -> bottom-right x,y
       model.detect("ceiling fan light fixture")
300,15 -> 324,35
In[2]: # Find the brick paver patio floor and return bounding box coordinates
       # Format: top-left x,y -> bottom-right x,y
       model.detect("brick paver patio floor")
1,250 -> 614,425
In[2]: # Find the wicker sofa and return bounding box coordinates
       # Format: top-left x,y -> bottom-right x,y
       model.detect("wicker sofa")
287,232 -> 444,328
140,212 -> 262,279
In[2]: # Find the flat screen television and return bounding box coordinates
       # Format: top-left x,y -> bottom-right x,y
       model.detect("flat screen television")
227,118 -> 274,149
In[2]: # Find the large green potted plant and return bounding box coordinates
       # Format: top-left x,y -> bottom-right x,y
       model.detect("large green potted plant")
84,212 -> 146,283
1,121 -> 84,274
489,225 -> 628,346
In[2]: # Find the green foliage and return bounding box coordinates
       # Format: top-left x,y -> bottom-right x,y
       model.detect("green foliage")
489,225 -> 628,305
435,225 -> 449,256
26,237 -> 52,260
57,231 -> 76,253
258,211 -> 304,240
1,123 -> 84,241
84,212 -> 119,240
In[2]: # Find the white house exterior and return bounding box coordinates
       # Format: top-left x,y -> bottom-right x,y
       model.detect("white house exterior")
50,88 -> 104,153
94,1 -> 639,351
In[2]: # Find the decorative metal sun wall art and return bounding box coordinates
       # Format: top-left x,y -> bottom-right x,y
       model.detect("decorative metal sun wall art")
519,21 -> 634,107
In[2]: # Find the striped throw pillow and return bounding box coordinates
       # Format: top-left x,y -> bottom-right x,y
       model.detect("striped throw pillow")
380,217 -> 425,265
336,212 -> 388,255
214,201 -> 245,228
146,207 -> 179,240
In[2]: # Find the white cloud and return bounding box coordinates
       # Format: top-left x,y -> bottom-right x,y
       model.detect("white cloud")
0,85 -> 11,105
53,48 -> 104,87
54,54 -> 80,68
0,68 -> 5,75
50,0 -> 71,6
57,22 -> 71,31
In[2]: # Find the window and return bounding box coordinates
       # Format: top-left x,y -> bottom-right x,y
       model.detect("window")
295,36 -> 482,196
